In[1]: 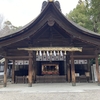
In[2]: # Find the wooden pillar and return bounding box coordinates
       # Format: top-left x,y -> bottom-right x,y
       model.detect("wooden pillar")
66,54 -> 70,82
87,60 -> 90,72
33,51 -> 36,83
28,51 -> 33,87
12,60 -> 15,84
87,59 -> 92,80
4,58 -> 8,87
67,64 -> 70,82
64,60 -> 66,75
95,54 -> 100,85
71,52 -> 76,86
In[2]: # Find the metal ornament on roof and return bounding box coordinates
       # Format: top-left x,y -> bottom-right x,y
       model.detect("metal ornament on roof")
48,0 -> 54,2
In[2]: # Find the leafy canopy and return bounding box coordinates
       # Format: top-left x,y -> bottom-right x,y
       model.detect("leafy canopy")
67,0 -> 100,33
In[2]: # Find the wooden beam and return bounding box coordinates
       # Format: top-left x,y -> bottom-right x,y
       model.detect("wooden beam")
12,60 -> 15,84
83,48 -> 95,51
6,56 -> 32,60
4,58 -> 8,87
28,51 -> 33,87
70,55 -> 95,58
71,52 -> 76,86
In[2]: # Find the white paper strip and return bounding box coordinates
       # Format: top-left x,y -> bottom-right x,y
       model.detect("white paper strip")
39,51 -> 42,56
47,51 -> 49,56
60,51 -> 63,56
54,51 -> 56,56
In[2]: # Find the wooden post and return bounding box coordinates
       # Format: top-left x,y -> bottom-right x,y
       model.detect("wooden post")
95,54 -> 100,85
64,60 -> 66,75
87,60 -> 90,72
67,64 -> 70,82
33,52 -> 36,83
28,51 -> 33,87
12,60 -> 15,84
87,59 -> 91,80
4,58 -> 8,87
66,54 -> 70,82
71,52 -> 76,86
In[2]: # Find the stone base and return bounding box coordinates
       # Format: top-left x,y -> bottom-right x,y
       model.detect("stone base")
28,83 -> 32,87
3,83 -> 7,87
72,82 -> 76,86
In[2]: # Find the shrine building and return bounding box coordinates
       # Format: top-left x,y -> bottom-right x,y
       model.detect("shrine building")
0,0 -> 100,87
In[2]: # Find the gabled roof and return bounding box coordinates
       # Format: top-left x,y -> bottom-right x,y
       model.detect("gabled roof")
0,0 -> 100,47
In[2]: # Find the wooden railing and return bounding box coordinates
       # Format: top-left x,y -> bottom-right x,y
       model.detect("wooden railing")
36,75 -> 66,83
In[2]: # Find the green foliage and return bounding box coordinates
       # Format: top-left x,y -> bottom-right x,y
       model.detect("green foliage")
89,0 -> 100,32
0,19 -> 22,37
67,0 -> 100,33
4,20 -> 22,33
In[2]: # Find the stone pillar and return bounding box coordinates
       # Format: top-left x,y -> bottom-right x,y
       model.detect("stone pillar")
4,58 -> 8,87
28,51 -> 33,87
71,52 -> 76,86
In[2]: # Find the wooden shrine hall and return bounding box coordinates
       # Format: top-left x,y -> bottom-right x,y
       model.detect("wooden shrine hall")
0,0 -> 100,87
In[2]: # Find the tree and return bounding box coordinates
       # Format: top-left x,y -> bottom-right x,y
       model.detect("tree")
0,14 -> 5,30
0,20 -> 22,37
87,0 -> 100,32
67,0 -> 100,33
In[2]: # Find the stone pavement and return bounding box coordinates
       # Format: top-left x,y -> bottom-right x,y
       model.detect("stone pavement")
0,83 -> 100,100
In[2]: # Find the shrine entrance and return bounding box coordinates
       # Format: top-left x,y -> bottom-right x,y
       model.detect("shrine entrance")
18,47 -> 82,84
41,63 -> 59,75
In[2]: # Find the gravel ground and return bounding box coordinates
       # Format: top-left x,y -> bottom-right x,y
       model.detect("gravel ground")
0,83 -> 100,100
0,90 -> 100,100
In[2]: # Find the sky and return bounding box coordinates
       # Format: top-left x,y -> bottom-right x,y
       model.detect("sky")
0,0 -> 79,26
